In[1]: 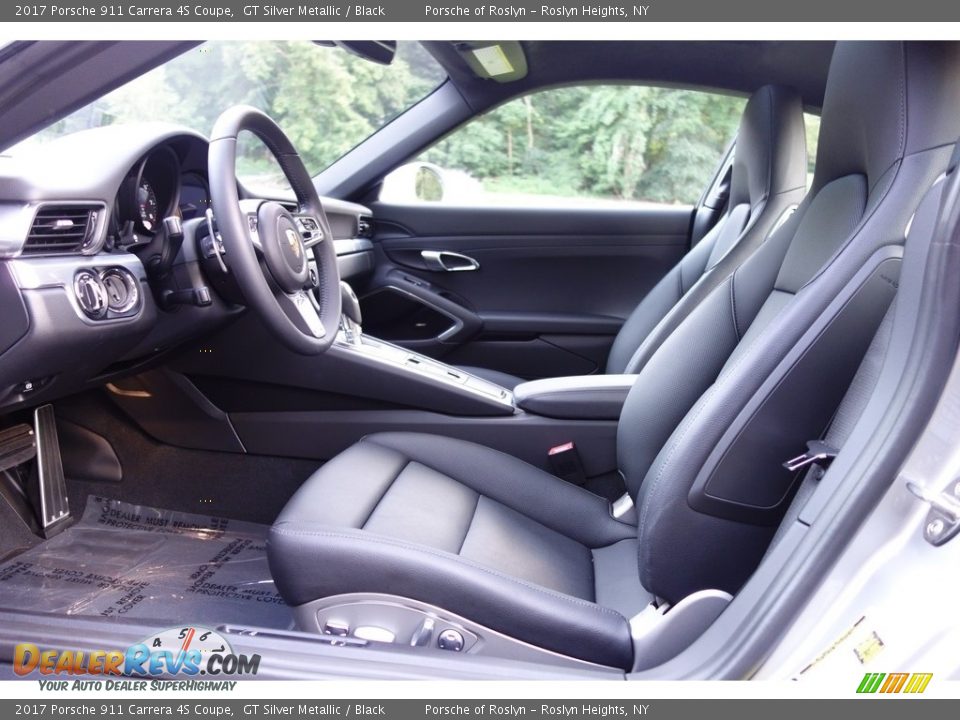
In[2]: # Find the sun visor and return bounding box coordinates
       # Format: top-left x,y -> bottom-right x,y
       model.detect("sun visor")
456,42 -> 528,83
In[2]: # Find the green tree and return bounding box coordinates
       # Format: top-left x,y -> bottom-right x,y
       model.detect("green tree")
424,85 -> 744,204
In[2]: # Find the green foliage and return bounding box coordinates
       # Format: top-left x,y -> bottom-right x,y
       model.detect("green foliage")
31,41 -> 444,178
423,85 -> 746,205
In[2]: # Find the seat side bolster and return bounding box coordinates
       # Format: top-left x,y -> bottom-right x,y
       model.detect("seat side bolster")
268,522 -> 634,669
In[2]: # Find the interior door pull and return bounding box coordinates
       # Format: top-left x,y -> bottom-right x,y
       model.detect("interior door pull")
420,250 -> 480,272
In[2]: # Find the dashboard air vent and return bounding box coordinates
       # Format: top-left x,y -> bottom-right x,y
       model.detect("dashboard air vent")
23,205 -> 100,255
357,216 -> 374,238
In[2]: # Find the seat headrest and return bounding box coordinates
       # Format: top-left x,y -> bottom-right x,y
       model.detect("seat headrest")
813,41 -> 960,195
729,84 -> 807,208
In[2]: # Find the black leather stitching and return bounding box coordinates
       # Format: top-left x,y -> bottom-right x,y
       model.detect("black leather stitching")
358,459 -> 408,530
361,435 -> 619,529
728,275 -> 741,341
272,524 -> 624,619
763,84 -> 774,205
455,493 -> 482,555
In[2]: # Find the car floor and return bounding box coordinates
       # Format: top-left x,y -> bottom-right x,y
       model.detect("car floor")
0,495 -> 295,629
0,390 -> 319,626
55,390 -> 320,526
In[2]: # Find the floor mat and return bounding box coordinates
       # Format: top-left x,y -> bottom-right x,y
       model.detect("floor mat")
0,496 -> 293,629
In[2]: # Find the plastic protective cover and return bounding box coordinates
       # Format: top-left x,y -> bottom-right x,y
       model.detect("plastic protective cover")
0,496 -> 293,629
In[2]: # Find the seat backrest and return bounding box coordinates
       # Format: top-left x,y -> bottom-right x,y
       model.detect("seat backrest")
605,84 -> 808,375
618,41 -> 960,604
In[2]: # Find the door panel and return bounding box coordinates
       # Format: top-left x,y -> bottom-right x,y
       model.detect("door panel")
358,202 -> 692,380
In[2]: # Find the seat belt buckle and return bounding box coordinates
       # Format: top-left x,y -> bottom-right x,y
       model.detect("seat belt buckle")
548,442 -> 587,485
783,439 -> 839,473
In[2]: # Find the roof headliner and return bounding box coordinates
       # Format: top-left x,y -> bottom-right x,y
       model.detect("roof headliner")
426,41 -> 836,112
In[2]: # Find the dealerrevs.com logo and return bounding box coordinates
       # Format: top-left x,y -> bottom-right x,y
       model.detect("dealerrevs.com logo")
14,626 -> 260,688
856,672 -> 933,694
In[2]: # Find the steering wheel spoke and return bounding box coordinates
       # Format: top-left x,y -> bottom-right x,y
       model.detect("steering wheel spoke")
278,289 -> 326,338
293,214 -> 326,248
238,199 -> 265,250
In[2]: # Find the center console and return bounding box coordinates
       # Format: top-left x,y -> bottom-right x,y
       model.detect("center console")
140,286 -> 636,480
330,286 -> 638,423
329,279 -> 513,414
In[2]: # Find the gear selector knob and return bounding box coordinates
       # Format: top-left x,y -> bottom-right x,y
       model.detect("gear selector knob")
340,281 -> 362,325
340,281 -> 363,344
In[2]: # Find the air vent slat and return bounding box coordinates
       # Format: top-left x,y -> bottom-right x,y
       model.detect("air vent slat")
357,216 -> 374,238
23,205 -> 100,255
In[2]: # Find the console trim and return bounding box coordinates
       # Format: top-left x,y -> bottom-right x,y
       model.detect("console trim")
332,332 -> 514,410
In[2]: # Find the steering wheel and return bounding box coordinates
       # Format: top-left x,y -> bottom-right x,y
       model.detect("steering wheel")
208,106 -> 341,355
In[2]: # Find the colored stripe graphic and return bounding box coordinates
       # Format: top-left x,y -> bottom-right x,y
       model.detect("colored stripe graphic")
880,673 -> 909,693
903,673 -> 933,694
857,673 -> 886,693
857,672 -> 932,694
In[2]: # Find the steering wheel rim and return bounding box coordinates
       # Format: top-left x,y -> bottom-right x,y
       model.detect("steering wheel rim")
208,105 -> 341,355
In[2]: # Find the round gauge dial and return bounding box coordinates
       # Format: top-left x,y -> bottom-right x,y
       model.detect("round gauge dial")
137,180 -> 159,232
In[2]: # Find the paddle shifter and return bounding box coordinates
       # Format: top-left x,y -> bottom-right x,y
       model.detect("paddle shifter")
340,281 -> 363,345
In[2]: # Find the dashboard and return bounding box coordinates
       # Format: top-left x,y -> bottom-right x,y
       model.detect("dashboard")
0,123 -> 374,412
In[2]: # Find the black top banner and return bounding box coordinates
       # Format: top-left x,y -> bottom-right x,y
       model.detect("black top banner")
7,0 -> 960,22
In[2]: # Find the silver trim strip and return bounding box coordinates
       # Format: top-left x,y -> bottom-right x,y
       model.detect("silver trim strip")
334,238 -> 374,256
10,253 -> 146,290
333,333 -> 514,408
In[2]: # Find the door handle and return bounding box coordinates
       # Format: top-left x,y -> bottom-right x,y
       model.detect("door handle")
420,250 -> 480,272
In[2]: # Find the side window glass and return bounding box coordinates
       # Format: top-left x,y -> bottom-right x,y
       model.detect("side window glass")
804,112 -> 821,189
380,85 -> 746,207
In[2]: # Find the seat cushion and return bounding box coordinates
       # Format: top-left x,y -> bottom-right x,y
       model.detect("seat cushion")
268,432 -> 642,668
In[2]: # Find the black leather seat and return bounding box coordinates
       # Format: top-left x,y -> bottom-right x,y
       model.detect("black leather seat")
269,432 -> 643,668
269,42 -> 960,670
462,83 -> 809,389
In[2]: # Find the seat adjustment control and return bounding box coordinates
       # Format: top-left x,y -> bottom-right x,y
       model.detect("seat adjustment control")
437,629 -> 465,652
410,617 -> 435,647
353,626 -> 396,644
323,620 -> 350,636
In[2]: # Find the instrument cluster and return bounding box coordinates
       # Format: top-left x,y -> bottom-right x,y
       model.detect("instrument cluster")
116,145 -> 181,241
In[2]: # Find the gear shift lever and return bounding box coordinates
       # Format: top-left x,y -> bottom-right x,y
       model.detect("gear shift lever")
340,281 -> 363,345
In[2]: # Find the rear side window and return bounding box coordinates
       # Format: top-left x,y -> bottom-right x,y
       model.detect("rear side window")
804,112 -> 821,189
380,85 -> 746,207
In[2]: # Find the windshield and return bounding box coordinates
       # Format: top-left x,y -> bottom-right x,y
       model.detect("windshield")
19,41 -> 445,183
